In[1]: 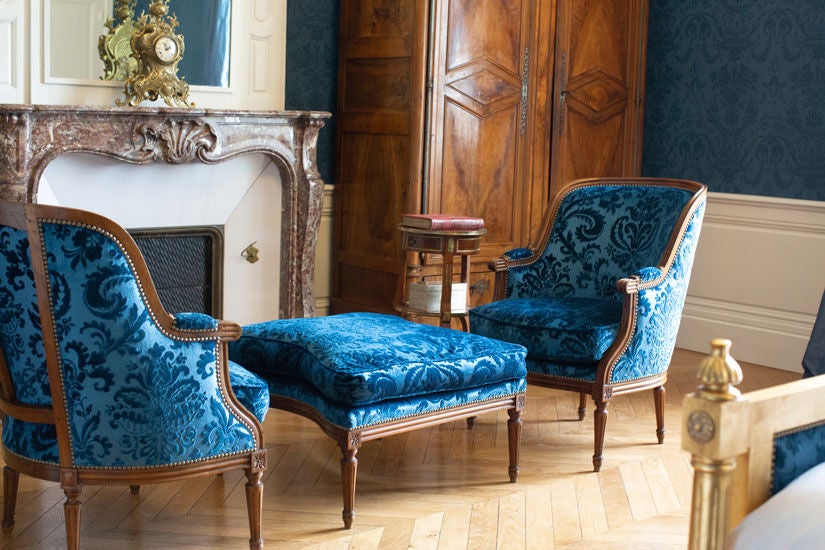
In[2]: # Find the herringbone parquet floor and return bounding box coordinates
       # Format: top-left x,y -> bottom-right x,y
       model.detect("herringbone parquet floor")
0,348 -> 797,549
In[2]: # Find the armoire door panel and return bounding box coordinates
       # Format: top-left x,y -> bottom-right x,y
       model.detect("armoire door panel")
558,111 -> 626,178
563,1 -> 631,83
438,102 -> 520,245
343,1 -> 415,41
444,59 -> 523,116
445,0 -> 526,74
338,132 -> 411,264
429,0 -> 532,262
342,58 -> 413,112
550,0 -> 647,194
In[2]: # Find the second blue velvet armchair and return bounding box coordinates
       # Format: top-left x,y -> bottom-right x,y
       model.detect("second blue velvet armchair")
470,177 -> 707,471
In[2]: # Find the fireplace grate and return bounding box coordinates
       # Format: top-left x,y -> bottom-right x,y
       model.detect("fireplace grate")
129,226 -> 223,318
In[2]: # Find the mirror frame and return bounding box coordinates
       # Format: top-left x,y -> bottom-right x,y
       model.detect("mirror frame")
29,0 -> 286,110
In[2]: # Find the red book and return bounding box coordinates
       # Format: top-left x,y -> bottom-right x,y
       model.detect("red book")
401,213 -> 485,230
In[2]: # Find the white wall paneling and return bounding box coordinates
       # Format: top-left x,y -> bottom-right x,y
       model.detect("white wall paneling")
0,0 -> 25,103
677,193 -> 825,373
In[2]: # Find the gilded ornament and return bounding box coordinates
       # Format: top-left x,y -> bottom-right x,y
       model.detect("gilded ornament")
686,410 -> 715,443
98,0 -> 139,81
117,0 -> 194,108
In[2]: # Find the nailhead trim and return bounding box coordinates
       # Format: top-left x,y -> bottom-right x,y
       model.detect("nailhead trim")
37,219 -> 261,460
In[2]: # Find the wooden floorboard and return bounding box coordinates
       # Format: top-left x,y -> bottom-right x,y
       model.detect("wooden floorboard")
0,348 -> 798,549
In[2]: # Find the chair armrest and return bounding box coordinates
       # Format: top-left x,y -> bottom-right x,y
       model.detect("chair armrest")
487,248 -> 536,300
170,312 -> 242,342
616,266 -> 664,294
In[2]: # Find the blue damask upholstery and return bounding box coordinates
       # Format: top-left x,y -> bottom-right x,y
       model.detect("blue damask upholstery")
229,312 -> 527,411
0,200 -> 268,548
0,213 -> 268,469
469,178 -> 707,471
772,421 -> 825,495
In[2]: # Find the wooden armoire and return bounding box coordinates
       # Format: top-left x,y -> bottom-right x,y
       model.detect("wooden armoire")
331,0 -> 649,316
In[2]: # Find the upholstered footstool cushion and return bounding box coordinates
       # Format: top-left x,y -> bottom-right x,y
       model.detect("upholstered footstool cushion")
228,312 -> 527,428
228,312 -> 527,529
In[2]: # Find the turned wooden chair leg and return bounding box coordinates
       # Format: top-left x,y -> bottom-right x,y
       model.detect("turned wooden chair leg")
577,392 -> 588,420
593,399 -> 609,472
63,486 -> 83,550
340,445 -> 359,529
507,407 -> 523,482
654,385 -> 666,444
245,469 -> 264,549
2,466 -> 19,534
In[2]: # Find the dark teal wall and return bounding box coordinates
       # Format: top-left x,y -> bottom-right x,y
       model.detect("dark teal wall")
642,1 -> 825,201
283,2 -> 825,199
284,1 -> 339,185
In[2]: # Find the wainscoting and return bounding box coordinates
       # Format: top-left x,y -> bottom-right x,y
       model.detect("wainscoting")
677,192 -> 825,373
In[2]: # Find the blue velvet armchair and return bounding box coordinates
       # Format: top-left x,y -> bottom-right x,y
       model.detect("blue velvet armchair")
0,201 -> 270,549
469,178 -> 707,471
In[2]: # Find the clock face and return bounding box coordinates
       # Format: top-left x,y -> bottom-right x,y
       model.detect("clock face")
154,35 -> 179,63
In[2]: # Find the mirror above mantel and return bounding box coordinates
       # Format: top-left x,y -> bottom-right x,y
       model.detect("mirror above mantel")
23,0 -> 285,110
47,0 -> 231,87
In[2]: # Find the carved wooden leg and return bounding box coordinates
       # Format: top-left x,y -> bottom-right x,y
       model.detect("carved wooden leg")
340,438 -> 360,529
507,407 -> 523,483
593,399 -> 609,472
245,470 -> 264,549
63,486 -> 83,550
654,385 -> 666,444
577,392 -> 588,420
2,466 -> 19,534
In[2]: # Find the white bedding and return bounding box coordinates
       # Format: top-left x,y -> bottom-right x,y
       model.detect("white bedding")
729,461 -> 825,549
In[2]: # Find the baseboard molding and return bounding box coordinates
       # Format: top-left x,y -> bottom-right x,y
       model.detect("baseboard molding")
676,193 -> 825,373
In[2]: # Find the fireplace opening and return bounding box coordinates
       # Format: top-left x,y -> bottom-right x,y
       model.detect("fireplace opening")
128,226 -> 224,318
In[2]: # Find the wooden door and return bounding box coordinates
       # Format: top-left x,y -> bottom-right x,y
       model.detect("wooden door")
426,0 -> 535,274
332,1 -> 430,313
549,0 -> 648,195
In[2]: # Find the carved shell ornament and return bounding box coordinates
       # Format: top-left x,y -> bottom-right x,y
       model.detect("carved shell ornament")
136,120 -> 218,164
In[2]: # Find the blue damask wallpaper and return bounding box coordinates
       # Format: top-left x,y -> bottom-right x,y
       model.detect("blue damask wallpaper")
284,1 -> 339,185
643,1 -> 825,201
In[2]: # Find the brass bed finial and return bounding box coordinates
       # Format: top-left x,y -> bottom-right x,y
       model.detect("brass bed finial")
696,338 -> 743,401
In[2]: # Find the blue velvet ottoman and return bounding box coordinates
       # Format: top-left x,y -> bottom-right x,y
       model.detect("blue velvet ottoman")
228,312 -> 528,528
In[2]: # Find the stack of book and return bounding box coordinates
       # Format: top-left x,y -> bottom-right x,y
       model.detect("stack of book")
408,282 -> 468,314
400,213 -> 485,231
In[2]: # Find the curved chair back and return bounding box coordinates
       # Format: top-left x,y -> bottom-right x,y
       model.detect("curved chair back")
0,200 -> 266,549
504,178 -> 705,302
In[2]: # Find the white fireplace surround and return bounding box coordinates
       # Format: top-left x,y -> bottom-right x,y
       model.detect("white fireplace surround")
39,153 -> 282,324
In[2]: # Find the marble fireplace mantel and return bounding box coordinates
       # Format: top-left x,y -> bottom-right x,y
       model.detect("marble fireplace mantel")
0,104 -> 330,319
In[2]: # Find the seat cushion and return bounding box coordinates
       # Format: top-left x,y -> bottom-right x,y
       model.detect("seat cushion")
227,312 -> 527,407
469,297 -> 622,363
228,360 -> 270,423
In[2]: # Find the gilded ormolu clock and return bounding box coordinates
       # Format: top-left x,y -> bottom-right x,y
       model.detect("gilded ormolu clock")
117,0 -> 194,108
